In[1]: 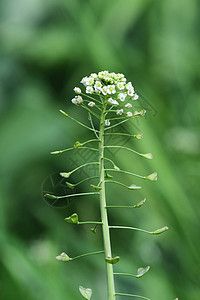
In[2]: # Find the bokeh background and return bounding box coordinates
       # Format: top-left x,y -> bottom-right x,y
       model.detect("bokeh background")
0,0 -> 200,299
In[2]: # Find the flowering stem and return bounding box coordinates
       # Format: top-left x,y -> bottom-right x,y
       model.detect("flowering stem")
99,100 -> 116,300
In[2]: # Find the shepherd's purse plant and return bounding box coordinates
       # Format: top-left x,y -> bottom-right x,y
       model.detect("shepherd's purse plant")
45,71 -> 169,300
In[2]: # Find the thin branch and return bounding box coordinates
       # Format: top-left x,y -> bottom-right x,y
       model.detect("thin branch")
88,112 -> 99,139
104,118 -> 130,131
45,192 -> 99,200
81,103 -> 100,119
115,293 -> 150,300
105,169 -> 145,180
104,146 -> 152,159
59,110 -> 99,133
105,180 -> 141,190
81,92 -> 103,105
104,133 -> 142,139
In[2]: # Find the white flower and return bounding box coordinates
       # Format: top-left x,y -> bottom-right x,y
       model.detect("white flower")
125,103 -> 132,108
87,77 -> 94,85
126,111 -> 133,118
94,81 -> 102,92
90,73 -> 98,78
73,87 -> 81,94
88,101 -> 95,107
101,86 -> 108,95
127,88 -> 135,97
116,109 -> 123,115
80,76 -> 89,86
132,93 -> 139,100
121,77 -> 126,83
105,119 -> 110,126
117,82 -> 125,90
86,86 -> 94,94
125,82 -> 134,91
71,95 -> 83,105
80,76 -> 94,86
98,71 -> 109,79
107,98 -> 119,105
107,85 -> 116,94
118,92 -> 127,101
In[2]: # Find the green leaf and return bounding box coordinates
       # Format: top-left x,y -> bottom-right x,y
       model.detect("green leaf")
145,172 -> 157,181
44,193 -> 58,200
79,286 -> 92,300
151,226 -> 169,235
133,198 -> 146,208
74,141 -> 83,148
105,256 -> 120,264
60,172 -> 72,178
129,184 -> 142,190
136,266 -> 150,278
64,213 -> 79,224
65,181 -> 75,189
56,252 -> 72,261
90,184 -> 102,191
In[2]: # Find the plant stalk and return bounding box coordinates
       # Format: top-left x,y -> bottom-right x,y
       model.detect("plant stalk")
99,101 -> 116,300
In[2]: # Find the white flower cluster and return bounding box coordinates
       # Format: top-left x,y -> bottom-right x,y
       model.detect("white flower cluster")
71,71 -> 141,125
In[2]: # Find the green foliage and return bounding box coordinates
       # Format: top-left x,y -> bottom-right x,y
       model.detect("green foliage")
0,0 -> 200,299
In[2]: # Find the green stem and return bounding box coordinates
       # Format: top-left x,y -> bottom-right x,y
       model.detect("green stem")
78,221 -> 103,225
115,293 -> 150,300
55,192 -> 99,199
73,250 -> 104,261
99,100 -> 116,300
114,272 -> 137,278
104,132 -> 142,139
109,226 -> 153,235
106,205 -> 136,209
59,110 -> 99,133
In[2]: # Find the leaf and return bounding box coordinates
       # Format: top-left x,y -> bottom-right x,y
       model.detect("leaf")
60,172 -> 71,178
44,193 -> 58,200
136,266 -> 150,278
64,213 -> 79,224
133,198 -> 146,208
129,184 -> 142,190
105,256 -> 120,264
56,252 -> 72,261
90,184 -> 102,191
79,286 -> 92,300
151,226 -> 169,235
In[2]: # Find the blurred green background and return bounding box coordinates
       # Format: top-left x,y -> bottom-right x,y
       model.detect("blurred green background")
0,0 -> 200,299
